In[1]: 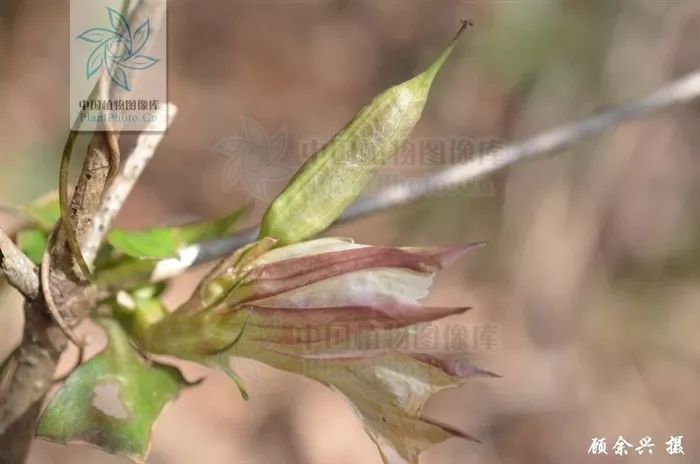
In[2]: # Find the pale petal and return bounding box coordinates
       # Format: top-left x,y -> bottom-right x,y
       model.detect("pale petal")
162,238 -> 489,464
254,268 -> 434,308
240,303 -> 469,344
230,243 -> 482,307
251,237 -> 361,264
233,346 -> 486,464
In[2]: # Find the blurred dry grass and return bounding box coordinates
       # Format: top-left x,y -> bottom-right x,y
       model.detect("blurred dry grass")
1,1 -> 700,463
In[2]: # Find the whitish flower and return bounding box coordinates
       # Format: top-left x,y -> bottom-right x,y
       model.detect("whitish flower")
144,237 -> 495,464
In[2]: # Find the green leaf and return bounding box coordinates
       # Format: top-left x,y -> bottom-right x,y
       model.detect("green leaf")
131,282 -> 168,301
113,290 -> 168,348
16,229 -> 48,264
37,318 -> 194,462
19,191 -> 61,230
96,257 -> 161,291
108,228 -> 179,259
259,22 -> 470,246
175,207 -> 248,245
106,208 -> 247,260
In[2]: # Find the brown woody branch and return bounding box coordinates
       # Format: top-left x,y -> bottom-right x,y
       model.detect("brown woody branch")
82,103 -> 178,264
0,228 -> 38,300
0,2 -> 167,462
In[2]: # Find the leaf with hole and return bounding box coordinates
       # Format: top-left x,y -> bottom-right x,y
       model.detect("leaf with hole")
37,318 -> 195,462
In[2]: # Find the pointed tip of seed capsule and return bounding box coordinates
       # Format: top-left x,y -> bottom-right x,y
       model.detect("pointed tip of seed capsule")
411,19 -> 474,91
258,21 -> 474,247
453,18 -> 475,42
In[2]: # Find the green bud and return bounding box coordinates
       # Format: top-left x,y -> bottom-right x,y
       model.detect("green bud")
259,21 -> 470,245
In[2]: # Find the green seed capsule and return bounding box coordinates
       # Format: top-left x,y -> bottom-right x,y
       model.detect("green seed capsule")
260,21 -> 470,245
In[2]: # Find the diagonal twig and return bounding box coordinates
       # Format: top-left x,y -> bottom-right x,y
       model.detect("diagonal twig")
0,228 -> 38,300
146,69 -> 700,282
342,71 -> 700,220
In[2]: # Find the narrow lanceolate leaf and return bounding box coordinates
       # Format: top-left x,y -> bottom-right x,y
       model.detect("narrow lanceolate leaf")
16,229 -> 47,264
96,208 -> 247,290
37,318 -> 194,462
107,208 -> 247,260
260,21 -> 470,245
108,228 -> 179,259
17,190 -> 61,230
9,191 -> 61,264
174,207 -> 248,244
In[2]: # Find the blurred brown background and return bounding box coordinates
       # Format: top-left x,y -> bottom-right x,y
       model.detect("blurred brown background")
1,1 -> 700,463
